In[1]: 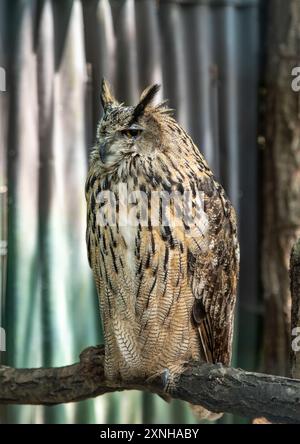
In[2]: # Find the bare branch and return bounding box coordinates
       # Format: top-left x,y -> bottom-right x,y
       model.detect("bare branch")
0,345 -> 300,423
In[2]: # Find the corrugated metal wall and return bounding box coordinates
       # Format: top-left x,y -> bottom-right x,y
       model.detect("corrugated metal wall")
0,0 -> 260,423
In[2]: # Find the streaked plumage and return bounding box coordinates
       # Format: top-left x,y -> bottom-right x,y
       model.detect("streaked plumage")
85,80 -> 239,419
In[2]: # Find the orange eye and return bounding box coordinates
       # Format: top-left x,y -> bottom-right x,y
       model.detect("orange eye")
121,128 -> 142,138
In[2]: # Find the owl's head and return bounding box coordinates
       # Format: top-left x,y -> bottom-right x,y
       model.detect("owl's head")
95,79 -> 170,169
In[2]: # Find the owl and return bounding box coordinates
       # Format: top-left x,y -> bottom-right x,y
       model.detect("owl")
85,80 -> 239,419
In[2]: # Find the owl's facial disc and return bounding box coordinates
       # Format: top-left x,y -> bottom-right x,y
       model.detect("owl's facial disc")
97,81 -> 161,166
98,120 -> 145,164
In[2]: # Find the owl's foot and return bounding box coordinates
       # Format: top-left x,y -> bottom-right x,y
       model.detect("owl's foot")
159,367 -> 179,393
146,362 -> 189,394
161,368 -> 171,390
157,374 -> 172,403
162,363 -> 223,421
154,366 -> 222,421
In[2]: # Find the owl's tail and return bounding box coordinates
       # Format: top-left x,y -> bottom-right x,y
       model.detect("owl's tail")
189,404 -> 223,421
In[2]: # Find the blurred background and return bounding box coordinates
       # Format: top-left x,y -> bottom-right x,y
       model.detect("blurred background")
0,0 -> 299,424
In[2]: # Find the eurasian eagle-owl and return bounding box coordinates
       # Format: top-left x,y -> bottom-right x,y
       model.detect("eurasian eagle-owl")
85,80 -> 239,419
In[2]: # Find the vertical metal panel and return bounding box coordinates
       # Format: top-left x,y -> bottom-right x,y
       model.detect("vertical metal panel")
1,0 -> 260,424
110,0 -> 139,103
0,0 -> 8,364
159,2 -> 190,128
5,0 -> 41,424
235,2 -> 259,372
82,0 -> 117,132
213,5 -> 240,204
181,5 -> 217,171
135,0 -> 163,90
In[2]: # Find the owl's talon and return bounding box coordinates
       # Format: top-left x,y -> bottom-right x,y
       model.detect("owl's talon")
161,368 -> 171,391
145,368 -> 172,393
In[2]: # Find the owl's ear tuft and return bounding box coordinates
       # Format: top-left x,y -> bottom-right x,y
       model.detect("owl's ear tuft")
100,78 -> 118,109
131,84 -> 161,123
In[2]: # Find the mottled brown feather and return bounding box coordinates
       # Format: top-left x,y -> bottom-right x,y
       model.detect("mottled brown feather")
85,81 -> 239,417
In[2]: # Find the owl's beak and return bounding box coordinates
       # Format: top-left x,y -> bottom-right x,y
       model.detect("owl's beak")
99,141 -> 107,163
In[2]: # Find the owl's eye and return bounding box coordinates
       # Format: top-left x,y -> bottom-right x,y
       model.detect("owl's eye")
121,128 -> 143,138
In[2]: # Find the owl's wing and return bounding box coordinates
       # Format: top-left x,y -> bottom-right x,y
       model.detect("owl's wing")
187,177 -> 239,365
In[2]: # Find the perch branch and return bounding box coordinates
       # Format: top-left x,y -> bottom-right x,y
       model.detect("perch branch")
0,345 -> 300,424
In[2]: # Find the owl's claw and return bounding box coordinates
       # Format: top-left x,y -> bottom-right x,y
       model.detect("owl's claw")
161,368 -> 171,391
146,363 -> 187,395
145,368 -> 172,397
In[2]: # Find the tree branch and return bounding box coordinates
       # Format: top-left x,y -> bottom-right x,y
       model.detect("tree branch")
0,345 -> 300,423
1,239 -> 300,423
